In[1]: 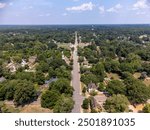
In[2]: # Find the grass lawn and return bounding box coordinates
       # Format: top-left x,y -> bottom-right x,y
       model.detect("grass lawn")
20,104 -> 52,113
57,43 -> 70,50
106,73 -> 120,80
143,78 -> 150,86
133,72 -> 141,79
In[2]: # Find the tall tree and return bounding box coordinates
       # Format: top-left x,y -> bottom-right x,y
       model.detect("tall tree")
104,94 -> 129,113
14,80 -> 37,106
124,77 -> 150,104
41,90 -> 60,109
53,95 -> 74,113
106,80 -> 126,95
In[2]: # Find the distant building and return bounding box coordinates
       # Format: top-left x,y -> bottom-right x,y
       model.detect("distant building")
21,59 -> 27,67
140,72 -> 148,79
6,61 -> 17,73
29,56 -> 37,65
87,82 -> 98,93
139,34 -> 148,39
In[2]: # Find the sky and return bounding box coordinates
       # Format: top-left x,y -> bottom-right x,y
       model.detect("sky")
0,0 -> 150,25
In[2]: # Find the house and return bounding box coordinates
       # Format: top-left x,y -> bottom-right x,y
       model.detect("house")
87,82 -> 98,93
29,56 -> 37,65
21,59 -> 27,67
6,62 -> 17,73
140,72 -> 148,79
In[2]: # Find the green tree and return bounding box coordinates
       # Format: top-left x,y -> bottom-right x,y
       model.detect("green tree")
0,65 -> 3,77
78,56 -> 84,63
53,95 -> 74,113
41,90 -> 60,109
91,62 -> 105,82
124,77 -> 150,104
98,82 -> 106,91
49,78 -> 73,96
120,63 -> 134,73
12,55 -> 22,63
120,53 -> 142,73
81,73 -> 99,85
0,84 -> 6,101
82,86 -> 87,94
143,104 -> 150,113
106,80 -> 126,95
48,67 -> 56,78
82,98 -> 89,109
35,71 -> 45,85
15,72 -> 35,82
4,80 -> 18,100
104,60 -> 120,73
36,61 -> 49,73
55,67 -> 71,80
104,94 -> 129,113
14,80 -> 37,106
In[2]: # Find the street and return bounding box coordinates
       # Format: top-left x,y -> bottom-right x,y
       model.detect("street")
71,32 -> 84,113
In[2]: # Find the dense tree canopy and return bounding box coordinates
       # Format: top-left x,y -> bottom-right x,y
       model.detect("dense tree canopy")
106,80 -> 126,95
41,90 -> 60,109
1,25 -> 150,113
81,73 -> 99,85
14,80 -> 37,106
104,94 -> 129,113
91,62 -> 106,82
124,77 -> 150,104
53,95 -> 74,113
49,78 -> 73,96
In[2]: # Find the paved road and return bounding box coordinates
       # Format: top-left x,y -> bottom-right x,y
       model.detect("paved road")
72,32 -> 84,113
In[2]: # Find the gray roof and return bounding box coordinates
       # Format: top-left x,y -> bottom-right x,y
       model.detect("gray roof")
88,83 -> 97,90
0,77 -> 6,83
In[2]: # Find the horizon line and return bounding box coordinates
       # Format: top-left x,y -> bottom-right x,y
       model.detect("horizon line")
0,23 -> 150,26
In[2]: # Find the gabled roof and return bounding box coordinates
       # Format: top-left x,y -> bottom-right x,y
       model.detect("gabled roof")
88,82 -> 97,90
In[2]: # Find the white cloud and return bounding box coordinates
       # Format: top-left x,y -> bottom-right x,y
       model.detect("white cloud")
99,6 -> 105,14
107,4 -> 122,13
0,3 -> 6,9
66,2 -> 95,11
133,0 -> 149,10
